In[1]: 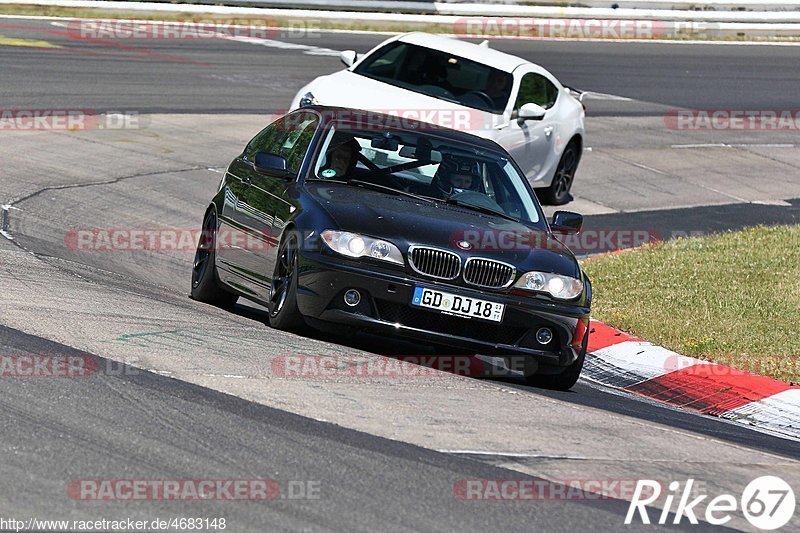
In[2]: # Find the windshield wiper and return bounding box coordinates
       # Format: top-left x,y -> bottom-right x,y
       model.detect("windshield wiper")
442,197 -> 520,222
346,179 -> 435,203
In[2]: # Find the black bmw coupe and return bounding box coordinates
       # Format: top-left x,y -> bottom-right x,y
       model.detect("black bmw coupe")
191,107 -> 591,390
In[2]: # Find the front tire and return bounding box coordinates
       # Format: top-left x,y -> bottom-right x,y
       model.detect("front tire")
267,233 -> 304,330
524,330 -> 588,391
539,142 -> 579,206
190,210 -> 238,308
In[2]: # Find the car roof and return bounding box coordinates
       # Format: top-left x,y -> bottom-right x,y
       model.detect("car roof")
305,106 -> 510,154
396,32 -> 529,73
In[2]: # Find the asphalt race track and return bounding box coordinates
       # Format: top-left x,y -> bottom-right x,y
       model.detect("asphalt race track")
1,17 -> 799,531
2,22 -> 800,112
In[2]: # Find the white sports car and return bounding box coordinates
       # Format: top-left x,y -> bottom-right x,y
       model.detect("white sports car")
290,32 -> 585,205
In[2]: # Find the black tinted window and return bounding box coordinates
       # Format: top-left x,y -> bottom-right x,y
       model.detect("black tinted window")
514,73 -> 558,110
354,42 -> 513,114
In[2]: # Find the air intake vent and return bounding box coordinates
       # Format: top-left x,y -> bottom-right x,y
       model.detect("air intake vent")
463,258 -> 515,288
408,246 -> 461,280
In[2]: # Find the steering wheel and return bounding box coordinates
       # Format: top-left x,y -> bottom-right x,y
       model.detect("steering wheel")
462,90 -> 495,108
417,84 -> 455,100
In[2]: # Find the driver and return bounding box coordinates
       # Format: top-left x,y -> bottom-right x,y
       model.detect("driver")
485,70 -> 511,111
321,134 -> 360,178
449,171 -> 475,193
433,157 -> 482,197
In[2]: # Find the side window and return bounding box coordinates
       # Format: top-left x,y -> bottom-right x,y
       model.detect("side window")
514,73 -> 558,110
280,115 -> 318,174
357,42 -> 407,80
244,112 -> 319,173
244,122 -> 282,161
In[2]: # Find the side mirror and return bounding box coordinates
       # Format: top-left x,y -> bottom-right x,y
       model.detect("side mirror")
340,50 -> 357,67
254,152 -> 293,179
517,103 -> 546,121
551,211 -> 582,233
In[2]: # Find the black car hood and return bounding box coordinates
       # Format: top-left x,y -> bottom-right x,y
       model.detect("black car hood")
305,183 -> 581,277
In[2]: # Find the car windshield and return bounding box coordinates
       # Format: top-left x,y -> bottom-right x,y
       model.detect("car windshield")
310,123 -> 542,225
352,41 -> 513,115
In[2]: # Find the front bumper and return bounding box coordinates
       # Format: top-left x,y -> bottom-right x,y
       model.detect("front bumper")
296,251 -> 590,369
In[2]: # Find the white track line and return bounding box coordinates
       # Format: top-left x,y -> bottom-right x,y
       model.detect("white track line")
438,450 -> 589,459
219,35 -> 341,57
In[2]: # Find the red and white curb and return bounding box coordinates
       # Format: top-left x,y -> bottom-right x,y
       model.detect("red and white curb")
585,320 -> 800,441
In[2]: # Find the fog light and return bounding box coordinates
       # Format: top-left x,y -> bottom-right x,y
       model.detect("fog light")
344,289 -> 361,307
536,327 -> 553,345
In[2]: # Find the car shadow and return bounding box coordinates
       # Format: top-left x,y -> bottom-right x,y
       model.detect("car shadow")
231,298 -> 539,383
227,300 -> 800,457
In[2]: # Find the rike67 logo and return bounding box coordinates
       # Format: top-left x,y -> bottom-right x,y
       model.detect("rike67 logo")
626,476 -> 795,529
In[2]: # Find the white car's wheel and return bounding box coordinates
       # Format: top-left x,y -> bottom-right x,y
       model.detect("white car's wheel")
540,142 -> 579,205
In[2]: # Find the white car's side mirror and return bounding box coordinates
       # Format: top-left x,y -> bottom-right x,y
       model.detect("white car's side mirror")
340,50 -> 357,67
517,103 -> 546,121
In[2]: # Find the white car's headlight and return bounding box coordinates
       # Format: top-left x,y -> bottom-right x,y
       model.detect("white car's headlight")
321,230 -> 403,265
514,271 -> 583,300
299,91 -> 319,107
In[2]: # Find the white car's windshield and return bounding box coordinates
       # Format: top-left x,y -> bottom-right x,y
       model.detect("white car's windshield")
311,123 -> 542,225
353,41 -> 513,115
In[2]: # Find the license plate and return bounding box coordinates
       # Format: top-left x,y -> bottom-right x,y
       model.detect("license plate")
411,287 -> 505,323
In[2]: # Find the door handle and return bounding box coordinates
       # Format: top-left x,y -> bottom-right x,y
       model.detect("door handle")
544,126 -> 554,137
243,176 -> 253,187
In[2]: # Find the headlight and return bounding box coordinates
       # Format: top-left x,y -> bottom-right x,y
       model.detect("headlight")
514,271 -> 583,300
321,230 -> 403,265
299,91 -> 319,108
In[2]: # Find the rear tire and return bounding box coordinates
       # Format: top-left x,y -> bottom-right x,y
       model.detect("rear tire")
539,142 -> 579,206
267,233 -> 304,331
190,210 -> 238,308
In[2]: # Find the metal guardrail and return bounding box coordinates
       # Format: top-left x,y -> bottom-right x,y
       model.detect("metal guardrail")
116,0 -> 800,13
6,1 -> 800,33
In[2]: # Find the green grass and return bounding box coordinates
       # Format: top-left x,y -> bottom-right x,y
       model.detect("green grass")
0,34 -> 62,47
582,225 -> 800,383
